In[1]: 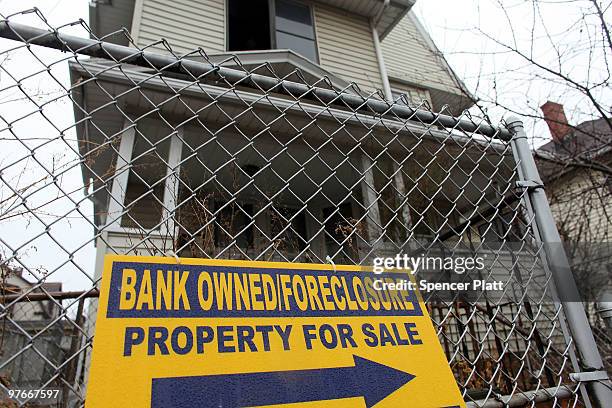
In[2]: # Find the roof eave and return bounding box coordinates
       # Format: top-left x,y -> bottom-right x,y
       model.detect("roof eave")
379,0 -> 416,40
205,49 -> 365,95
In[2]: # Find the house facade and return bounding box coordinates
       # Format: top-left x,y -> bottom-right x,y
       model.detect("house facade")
90,0 -> 470,111
75,0 -> 494,273
68,0 -> 571,399
537,101 -> 612,243
537,101 -> 612,360
0,267 -> 78,406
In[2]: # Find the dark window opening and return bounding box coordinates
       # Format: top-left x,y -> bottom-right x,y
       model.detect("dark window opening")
214,202 -> 255,250
121,179 -> 164,230
228,0 -> 318,62
270,206 -> 308,252
228,0 -> 271,51
391,90 -> 410,105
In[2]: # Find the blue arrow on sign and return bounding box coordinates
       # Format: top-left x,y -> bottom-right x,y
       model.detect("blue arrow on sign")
151,355 -> 415,408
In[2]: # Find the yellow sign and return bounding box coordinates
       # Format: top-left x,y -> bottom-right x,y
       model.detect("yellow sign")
86,255 -> 465,407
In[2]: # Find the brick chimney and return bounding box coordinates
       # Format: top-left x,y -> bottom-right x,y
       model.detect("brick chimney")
540,101 -> 571,142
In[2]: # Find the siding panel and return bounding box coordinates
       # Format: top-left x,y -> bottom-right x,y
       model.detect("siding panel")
94,0 -> 136,46
382,12 -> 460,94
137,0 -> 225,54
314,5 -> 382,94
389,81 -> 432,107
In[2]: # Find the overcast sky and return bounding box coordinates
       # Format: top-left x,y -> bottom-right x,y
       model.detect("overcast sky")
415,0 -> 611,145
0,0 -> 609,291
0,0 -> 91,291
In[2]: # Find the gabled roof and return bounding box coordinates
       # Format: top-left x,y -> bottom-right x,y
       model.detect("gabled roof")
381,12 -> 474,113
536,117 -> 612,182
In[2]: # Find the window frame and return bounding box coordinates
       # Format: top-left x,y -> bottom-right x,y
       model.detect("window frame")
226,0 -> 320,63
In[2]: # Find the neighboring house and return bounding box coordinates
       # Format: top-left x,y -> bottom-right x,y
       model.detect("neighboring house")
536,101 -> 612,369
537,101 -> 612,243
0,265 -> 75,406
1,265 -> 62,321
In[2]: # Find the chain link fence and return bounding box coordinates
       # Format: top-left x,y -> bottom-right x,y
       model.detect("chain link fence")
0,8 -> 609,408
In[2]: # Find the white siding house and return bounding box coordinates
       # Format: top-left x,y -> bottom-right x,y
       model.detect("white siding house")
90,0 -> 466,108
132,0 -> 226,54
72,1 -> 560,394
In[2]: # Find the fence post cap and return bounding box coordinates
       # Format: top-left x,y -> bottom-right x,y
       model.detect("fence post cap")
505,116 -> 524,135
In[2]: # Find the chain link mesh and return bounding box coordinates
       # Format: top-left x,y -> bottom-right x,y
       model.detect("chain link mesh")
0,8 -> 606,408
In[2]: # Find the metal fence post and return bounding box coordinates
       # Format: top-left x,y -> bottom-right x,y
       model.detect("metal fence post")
507,117 -> 612,407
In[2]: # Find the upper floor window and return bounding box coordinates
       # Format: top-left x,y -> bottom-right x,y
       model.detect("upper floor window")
274,0 -> 317,62
227,0 -> 271,51
228,0 -> 318,62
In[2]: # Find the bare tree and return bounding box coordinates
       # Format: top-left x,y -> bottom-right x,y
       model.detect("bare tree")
410,0 -> 611,235
409,0 -> 611,350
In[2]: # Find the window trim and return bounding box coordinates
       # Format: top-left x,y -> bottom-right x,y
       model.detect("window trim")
226,0 -> 320,63
269,0 -> 278,49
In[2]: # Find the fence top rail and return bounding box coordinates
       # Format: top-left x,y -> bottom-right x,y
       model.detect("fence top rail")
68,59 -> 510,152
0,19 -> 513,141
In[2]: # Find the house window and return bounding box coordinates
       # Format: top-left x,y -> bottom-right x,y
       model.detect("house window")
274,0 -> 317,62
227,0 -> 318,62
270,206 -> 308,252
214,201 -> 255,251
227,0 -> 271,51
391,90 -> 410,105
391,88 -> 427,107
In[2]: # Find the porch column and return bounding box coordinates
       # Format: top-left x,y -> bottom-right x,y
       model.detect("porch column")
160,126 -> 184,244
392,162 -> 413,235
105,119 -> 136,230
86,119 -> 137,385
360,155 -> 383,245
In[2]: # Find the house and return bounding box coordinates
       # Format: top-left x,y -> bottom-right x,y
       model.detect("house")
537,101 -> 612,243
536,101 -> 612,369
77,0 -> 491,264
0,265 -> 78,406
1,265 -> 63,321
69,0 -> 572,400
